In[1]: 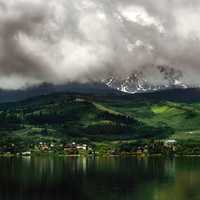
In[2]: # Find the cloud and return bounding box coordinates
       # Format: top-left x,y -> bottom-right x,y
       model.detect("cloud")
119,5 -> 165,33
0,0 -> 200,89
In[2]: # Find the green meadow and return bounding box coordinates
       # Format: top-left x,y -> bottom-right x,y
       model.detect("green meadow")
0,92 -> 200,146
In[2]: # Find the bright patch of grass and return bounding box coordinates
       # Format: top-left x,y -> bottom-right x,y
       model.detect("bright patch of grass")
151,105 -> 173,113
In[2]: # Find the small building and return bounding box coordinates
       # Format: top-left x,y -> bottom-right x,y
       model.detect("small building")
76,144 -> 87,150
64,143 -> 78,155
164,140 -> 177,152
22,151 -> 31,156
164,140 -> 177,145
74,98 -> 85,102
39,143 -> 49,151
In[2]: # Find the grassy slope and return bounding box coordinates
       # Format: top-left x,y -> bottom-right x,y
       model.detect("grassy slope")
0,94 -> 170,142
103,99 -> 200,141
0,93 -> 200,141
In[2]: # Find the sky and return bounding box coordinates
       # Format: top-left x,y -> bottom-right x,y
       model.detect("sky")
0,0 -> 200,89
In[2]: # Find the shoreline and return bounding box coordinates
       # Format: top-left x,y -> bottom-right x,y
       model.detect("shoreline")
1,153 -> 200,158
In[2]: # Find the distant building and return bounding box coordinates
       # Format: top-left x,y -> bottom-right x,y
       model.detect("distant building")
50,144 -> 54,148
64,143 -> 78,155
74,98 -> 85,102
164,140 -> 176,145
22,151 -> 31,156
39,142 -> 49,151
77,144 -> 87,150
164,140 -> 177,152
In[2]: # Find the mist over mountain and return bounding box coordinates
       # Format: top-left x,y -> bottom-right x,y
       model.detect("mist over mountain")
103,65 -> 189,93
0,82 -> 199,103
0,63 -> 199,103
0,0 -> 200,89
0,82 -> 123,103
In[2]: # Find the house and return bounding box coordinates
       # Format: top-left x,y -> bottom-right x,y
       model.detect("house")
50,144 -> 54,147
64,143 -> 78,155
39,142 -> 49,151
164,139 -> 177,152
136,146 -> 143,154
164,140 -> 176,146
22,151 -> 31,156
76,144 -> 87,150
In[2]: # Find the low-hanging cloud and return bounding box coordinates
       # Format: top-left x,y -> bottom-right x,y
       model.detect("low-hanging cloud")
0,0 -> 200,89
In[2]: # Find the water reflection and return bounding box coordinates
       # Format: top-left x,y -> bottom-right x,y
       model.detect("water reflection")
0,156 -> 199,199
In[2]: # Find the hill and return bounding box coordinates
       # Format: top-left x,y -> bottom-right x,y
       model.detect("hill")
0,92 -> 173,144
1,80 -> 200,104
131,88 -> 200,102
0,88 -> 200,147
0,82 -> 122,103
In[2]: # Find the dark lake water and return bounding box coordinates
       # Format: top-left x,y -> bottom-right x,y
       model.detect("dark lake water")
0,156 -> 200,200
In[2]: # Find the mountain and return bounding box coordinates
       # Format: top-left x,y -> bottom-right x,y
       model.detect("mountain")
102,65 -> 188,93
0,82 -> 199,104
0,65 -> 198,103
0,82 -> 122,103
127,88 -> 200,103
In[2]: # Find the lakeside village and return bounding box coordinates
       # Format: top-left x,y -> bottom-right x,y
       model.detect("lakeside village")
0,139 -> 181,157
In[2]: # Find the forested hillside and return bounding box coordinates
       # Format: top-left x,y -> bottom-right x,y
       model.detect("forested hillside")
0,93 -> 173,143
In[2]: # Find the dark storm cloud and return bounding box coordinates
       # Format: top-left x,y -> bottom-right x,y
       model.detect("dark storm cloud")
0,0 -> 200,89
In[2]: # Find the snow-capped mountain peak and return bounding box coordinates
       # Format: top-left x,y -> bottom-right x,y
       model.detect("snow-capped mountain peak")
102,66 -> 189,93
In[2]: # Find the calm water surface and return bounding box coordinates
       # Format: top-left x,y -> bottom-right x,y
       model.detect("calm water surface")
0,156 -> 200,200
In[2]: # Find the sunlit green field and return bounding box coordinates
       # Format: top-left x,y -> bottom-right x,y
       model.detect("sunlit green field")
103,100 -> 200,141
1,92 -> 200,143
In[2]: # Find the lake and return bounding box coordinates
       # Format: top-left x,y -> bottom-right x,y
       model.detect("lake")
0,156 -> 200,200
